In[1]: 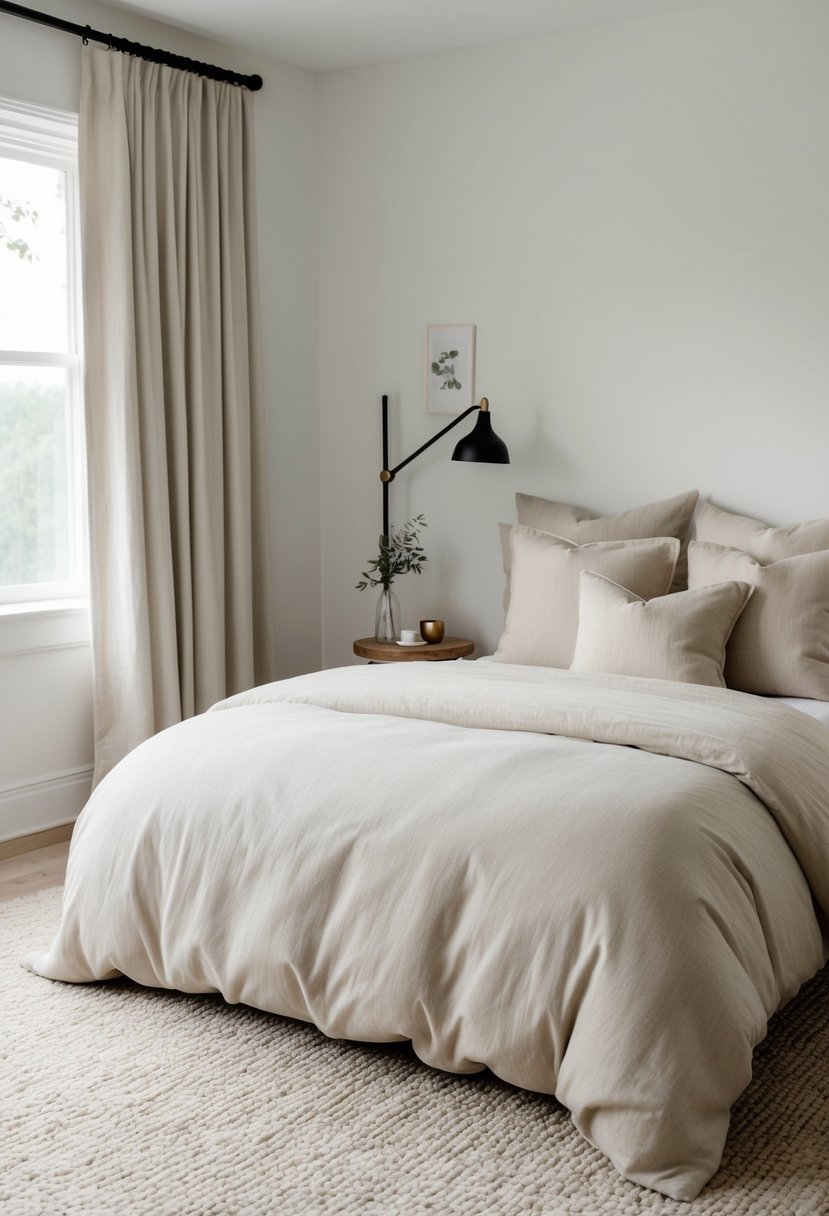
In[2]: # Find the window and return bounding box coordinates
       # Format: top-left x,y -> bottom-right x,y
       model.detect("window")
0,97 -> 85,605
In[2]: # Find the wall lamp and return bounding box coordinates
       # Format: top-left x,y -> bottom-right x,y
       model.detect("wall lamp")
379,394 -> 509,538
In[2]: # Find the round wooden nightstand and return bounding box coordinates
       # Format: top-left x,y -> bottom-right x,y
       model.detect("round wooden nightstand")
353,636 -> 475,662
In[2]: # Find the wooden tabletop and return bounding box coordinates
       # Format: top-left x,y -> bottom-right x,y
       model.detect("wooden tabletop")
353,636 -> 475,662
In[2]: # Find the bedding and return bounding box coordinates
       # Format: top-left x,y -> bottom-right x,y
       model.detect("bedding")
775,696 -> 829,728
687,540 -> 829,699
694,499 -> 829,561
569,570 -> 751,686
29,661 -> 829,1202
494,528 -> 679,668
512,488 -> 698,590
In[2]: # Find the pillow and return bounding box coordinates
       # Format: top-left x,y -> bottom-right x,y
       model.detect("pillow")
513,489 -> 698,592
570,571 -> 752,687
695,500 -> 829,561
494,527 -> 679,669
687,541 -> 829,699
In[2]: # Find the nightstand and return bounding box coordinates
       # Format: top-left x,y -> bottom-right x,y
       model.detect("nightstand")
353,636 -> 475,662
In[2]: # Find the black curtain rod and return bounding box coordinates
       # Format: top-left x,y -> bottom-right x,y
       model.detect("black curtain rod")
0,0 -> 263,90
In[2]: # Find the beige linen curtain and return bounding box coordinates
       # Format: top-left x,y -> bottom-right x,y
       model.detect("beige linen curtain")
80,46 -> 276,785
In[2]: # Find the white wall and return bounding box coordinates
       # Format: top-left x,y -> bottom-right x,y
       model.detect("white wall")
0,605 -> 93,839
317,0 -> 829,667
0,0 -> 320,840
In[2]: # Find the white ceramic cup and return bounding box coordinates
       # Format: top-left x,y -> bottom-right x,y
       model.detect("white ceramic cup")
400,629 -> 422,644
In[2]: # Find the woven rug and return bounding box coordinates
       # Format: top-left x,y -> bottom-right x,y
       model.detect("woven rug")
2,889 -> 827,1216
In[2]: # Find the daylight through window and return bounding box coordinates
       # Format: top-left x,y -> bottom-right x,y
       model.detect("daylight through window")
0,97 -> 85,604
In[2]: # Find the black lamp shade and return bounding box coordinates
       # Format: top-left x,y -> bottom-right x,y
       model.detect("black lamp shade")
451,408 -> 510,464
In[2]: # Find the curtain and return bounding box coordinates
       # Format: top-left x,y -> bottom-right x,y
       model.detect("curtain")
80,46 -> 276,785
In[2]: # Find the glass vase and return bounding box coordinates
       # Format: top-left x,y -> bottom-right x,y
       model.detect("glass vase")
375,586 -> 400,643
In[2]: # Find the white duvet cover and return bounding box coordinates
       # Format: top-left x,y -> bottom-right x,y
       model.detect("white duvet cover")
30,663 -> 829,1201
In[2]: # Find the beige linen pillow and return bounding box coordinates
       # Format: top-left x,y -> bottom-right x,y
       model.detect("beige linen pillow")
494,527 -> 679,669
513,489 -> 698,591
695,500 -> 829,561
687,541 -> 829,698
570,571 -> 752,687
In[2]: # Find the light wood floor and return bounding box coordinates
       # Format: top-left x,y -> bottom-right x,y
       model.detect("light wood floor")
0,841 -> 70,902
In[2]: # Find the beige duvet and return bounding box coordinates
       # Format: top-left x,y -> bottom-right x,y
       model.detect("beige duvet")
30,662 -> 829,1201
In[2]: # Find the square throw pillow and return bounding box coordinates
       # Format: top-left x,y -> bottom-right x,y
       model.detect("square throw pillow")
514,489 -> 698,591
687,541 -> 829,698
695,500 -> 829,562
494,527 -> 679,669
570,571 -> 752,687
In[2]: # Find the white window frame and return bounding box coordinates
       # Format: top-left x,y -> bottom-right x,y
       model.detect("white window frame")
0,96 -> 86,607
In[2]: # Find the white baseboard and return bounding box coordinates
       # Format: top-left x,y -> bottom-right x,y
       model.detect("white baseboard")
0,764 -> 93,843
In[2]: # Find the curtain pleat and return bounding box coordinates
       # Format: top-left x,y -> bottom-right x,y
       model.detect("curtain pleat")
80,46 -> 276,785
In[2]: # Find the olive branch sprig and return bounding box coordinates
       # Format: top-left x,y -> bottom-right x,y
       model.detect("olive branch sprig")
356,515 -> 428,591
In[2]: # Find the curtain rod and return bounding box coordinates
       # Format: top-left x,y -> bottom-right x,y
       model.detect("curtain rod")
0,0 -> 264,91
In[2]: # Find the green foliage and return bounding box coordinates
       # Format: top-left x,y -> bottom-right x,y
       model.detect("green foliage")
0,195 -> 38,261
356,515 -> 428,591
431,350 -> 462,391
0,379 -> 69,585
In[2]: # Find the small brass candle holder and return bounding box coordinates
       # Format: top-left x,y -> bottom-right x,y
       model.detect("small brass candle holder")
419,619 -> 445,644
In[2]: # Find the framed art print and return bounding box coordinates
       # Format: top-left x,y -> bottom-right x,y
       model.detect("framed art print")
426,324 -> 476,414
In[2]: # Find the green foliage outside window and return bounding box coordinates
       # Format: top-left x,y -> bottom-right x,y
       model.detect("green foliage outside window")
0,379 -> 69,585
0,195 -> 37,261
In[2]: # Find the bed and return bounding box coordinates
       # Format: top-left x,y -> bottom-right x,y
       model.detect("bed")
28,493 -> 829,1203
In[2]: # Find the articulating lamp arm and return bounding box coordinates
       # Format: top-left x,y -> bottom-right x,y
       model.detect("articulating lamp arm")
379,394 -> 485,538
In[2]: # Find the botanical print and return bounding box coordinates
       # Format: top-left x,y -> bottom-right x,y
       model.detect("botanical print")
426,325 -> 475,414
431,348 -> 462,393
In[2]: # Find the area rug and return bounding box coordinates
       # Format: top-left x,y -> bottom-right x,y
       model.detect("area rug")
2,888 -> 828,1216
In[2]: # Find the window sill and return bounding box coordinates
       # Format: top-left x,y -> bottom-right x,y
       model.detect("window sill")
0,597 -> 89,622
0,598 -> 90,659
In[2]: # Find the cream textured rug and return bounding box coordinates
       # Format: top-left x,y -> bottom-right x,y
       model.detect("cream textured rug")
3,888 -> 828,1216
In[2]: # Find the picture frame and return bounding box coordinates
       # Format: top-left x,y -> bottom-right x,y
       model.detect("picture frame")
426,324 -> 476,414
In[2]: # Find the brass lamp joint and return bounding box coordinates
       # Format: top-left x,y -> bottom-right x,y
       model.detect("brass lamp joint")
479,397 -> 490,412
380,469 -> 394,483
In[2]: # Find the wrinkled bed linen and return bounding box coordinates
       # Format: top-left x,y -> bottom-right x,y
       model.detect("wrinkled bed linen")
772,694 -> 829,728
29,663 -> 829,1201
